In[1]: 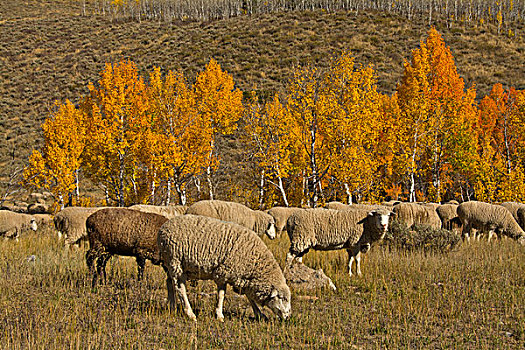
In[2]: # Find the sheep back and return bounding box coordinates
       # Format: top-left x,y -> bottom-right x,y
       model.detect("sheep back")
86,208 -> 168,264
392,203 -> 441,229
186,200 -> 274,237
129,204 -> 182,220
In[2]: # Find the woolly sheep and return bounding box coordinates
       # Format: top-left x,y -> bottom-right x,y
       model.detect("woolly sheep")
286,208 -> 395,279
157,214 -> 291,321
129,204 -> 183,220
54,207 -> 104,245
500,202 -> 525,228
186,200 -> 276,239
267,206 -> 303,236
325,201 -> 388,211
85,208 -> 168,287
457,201 -> 525,244
436,203 -> 461,231
0,210 -> 37,240
392,202 -> 441,229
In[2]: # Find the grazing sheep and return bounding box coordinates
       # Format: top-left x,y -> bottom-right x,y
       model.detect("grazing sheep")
157,214 -> 291,321
186,200 -> 276,239
457,201 -> 525,244
54,207 -> 104,245
129,204 -> 182,220
267,206 -> 302,236
392,202 -> 441,229
85,208 -> 168,287
436,203 -> 461,231
0,210 -> 37,240
286,208 -> 395,278
500,202 -> 525,228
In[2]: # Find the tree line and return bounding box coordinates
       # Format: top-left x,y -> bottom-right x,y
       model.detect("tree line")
24,27 -> 525,209
82,0 -> 523,36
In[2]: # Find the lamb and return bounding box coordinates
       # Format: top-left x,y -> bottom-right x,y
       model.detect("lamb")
54,207 -> 105,245
0,210 -> 37,240
129,204 -> 183,220
457,201 -> 525,244
500,202 -> 525,228
436,203 -> 461,232
267,206 -> 303,236
285,208 -> 395,278
392,202 -> 441,229
185,200 -> 276,239
85,208 -> 168,287
157,214 -> 291,321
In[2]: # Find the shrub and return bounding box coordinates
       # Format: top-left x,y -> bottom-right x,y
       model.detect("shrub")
384,221 -> 461,253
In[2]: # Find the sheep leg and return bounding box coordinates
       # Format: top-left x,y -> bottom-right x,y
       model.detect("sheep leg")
97,253 -> 111,285
347,247 -> 362,277
136,256 -> 146,281
285,252 -> 296,267
215,283 -> 227,321
86,249 -> 99,287
247,297 -> 268,321
176,278 -> 197,321
162,266 -> 176,311
461,222 -> 472,242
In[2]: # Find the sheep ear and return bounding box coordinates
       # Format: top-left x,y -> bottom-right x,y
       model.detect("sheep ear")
389,211 -> 397,217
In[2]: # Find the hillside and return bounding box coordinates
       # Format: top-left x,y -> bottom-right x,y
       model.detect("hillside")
1,0 -> 524,200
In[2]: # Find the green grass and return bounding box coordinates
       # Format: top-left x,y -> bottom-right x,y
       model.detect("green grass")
1,225 -> 524,348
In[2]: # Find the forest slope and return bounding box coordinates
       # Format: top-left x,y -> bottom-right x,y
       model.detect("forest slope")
1,0 -> 524,197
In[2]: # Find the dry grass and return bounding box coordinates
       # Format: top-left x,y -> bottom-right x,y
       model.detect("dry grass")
1,224 -> 524,348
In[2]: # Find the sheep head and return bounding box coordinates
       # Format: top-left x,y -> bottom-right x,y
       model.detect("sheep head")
359,209 -> 396,238
265,285 -> 291,320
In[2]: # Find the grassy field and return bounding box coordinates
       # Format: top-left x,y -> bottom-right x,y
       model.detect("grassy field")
1,224 -> 524,349
1,1 -> 525,199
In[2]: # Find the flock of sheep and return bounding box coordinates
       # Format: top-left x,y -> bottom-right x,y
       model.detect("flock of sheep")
1,198 -> 525,322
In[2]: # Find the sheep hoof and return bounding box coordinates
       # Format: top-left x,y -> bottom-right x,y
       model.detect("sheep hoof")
328,280 -> 337,291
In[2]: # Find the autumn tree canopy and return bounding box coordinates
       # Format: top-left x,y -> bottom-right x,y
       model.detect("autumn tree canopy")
25,28 -> 525,209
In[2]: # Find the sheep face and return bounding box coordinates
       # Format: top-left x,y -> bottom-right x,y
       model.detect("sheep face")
368,210 -> 395,234
30,218 -> 38,232
266,222 -> 277,240
265,286 -> 291,320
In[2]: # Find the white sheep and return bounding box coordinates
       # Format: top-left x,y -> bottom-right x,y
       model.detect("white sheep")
500,202 -> 525,228
0,210 -> 37,240
392,202 -> 441,229
436,203 -> 461,232
157,214 -> 291,321
457,201 -> 525,244
267,206 -> 303,236
325,201 -> 388,211
86,208 -> 169,287
53,207 -> 105,245
285,208 -> 395,279
129,204 -> 183,220
186,200 -> 276,239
